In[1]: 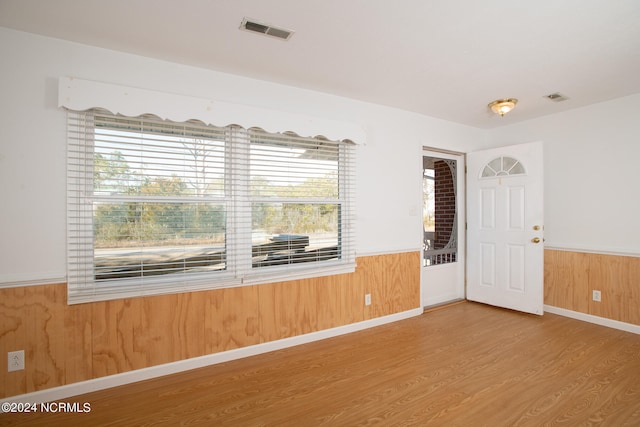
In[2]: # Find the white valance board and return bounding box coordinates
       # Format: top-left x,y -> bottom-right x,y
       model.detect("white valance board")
58,77 -> 366,144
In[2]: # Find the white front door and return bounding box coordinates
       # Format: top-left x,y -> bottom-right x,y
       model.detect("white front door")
466,141 -> 544,315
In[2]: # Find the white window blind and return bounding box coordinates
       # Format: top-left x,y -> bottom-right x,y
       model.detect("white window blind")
67,110 -> 356,303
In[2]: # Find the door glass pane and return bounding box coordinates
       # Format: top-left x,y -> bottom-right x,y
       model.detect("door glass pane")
510,161 -> 525,175
502,156 -> 517,171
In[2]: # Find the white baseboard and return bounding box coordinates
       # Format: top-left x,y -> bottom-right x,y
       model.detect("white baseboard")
545,305 -> 640,335
422,295 -> 464,308
2,308 -> 423,406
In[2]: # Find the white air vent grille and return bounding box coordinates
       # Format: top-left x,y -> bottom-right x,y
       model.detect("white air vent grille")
240,18 -> 294,40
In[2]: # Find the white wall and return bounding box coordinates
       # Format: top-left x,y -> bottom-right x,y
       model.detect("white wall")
0,28 -> 483,285
487,94 -> 640,255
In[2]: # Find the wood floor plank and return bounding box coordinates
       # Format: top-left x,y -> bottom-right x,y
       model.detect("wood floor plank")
2,302 -> 639,426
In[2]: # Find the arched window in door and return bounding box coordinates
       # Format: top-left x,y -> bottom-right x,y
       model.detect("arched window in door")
481,156 -> 525,178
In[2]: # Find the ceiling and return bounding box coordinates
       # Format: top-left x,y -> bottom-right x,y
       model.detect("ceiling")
1,0 -> 639,129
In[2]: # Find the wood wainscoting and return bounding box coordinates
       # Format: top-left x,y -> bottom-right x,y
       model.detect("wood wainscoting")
0,252 -> 420,399
545,249 -> 640,326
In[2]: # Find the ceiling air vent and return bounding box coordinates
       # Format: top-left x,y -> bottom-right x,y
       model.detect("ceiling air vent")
240,18 -> 294,41
545,92 -> 569,102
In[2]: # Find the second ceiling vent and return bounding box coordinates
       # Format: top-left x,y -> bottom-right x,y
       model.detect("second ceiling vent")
240,18 -> 294,41
545,92 -> 569,102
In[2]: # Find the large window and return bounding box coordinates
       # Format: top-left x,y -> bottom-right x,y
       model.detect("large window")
67,110 -> 355,303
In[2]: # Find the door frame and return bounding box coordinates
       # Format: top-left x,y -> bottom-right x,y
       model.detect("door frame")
420,146 -> 466,308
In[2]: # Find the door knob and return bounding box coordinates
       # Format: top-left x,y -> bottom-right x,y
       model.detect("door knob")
533,225 -> 541,231
531,237 -> 541,243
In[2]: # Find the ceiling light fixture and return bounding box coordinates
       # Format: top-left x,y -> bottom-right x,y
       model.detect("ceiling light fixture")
488,98 -> 518,116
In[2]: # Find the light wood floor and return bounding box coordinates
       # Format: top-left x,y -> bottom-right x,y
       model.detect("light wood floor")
3,302 -> 640,426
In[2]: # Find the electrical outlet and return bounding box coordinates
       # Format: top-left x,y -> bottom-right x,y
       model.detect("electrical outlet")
365,293 -> 371,306
8,350 -> 24,372
592,290 -> 602,302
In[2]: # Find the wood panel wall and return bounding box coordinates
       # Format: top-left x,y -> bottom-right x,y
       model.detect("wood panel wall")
6,248 -> 633,399
544,249 -> 640,326
0,252 -> 420,399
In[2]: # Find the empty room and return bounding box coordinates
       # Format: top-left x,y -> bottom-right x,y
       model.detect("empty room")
1,1 -> 639,425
